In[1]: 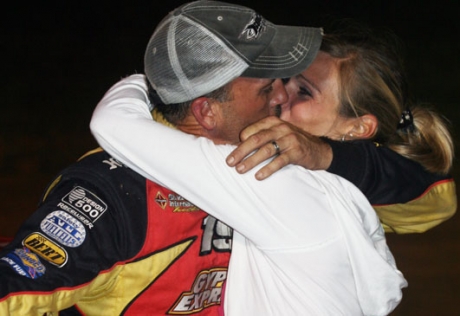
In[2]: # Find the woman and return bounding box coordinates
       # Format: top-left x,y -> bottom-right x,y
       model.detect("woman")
226,29 -> 456,233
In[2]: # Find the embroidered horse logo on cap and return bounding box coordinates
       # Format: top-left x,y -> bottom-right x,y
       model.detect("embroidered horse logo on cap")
240,13 -> 266,40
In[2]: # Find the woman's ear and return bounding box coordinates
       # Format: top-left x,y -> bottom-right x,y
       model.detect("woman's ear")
348,114 -> 378,139
190,97 -> 217,130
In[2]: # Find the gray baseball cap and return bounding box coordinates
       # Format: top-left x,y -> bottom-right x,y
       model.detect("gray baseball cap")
145,0 -> 322,104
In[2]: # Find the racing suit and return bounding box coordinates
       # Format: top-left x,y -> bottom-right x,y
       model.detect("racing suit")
0,149 -> 231,315
324,138 -> 457,233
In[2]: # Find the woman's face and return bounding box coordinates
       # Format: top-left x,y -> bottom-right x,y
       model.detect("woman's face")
280,51 -> 353,139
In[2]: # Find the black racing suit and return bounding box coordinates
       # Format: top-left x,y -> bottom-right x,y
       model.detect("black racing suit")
0,150 -> 231,315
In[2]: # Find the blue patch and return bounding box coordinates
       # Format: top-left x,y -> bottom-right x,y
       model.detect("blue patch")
40,210 -> 86,248
1,247 -> 46,279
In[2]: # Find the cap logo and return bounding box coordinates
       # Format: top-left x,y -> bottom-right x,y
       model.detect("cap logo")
240,13 -> 266,40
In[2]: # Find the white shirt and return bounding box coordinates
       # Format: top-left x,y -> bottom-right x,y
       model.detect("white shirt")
90,74 -> 407,315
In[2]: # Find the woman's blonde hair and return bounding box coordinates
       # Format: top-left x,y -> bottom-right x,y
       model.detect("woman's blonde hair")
320,27 -> 454,174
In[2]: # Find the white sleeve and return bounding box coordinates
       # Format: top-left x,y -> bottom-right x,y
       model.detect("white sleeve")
90,75 -> 407,314
90,74 -> 340,248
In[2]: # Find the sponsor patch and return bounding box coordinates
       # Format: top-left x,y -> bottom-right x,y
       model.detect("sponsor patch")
169,268 -> 227,314
56,202 -> 94,229
102,157 -> 123,169
155,191 -> 167,209
41,210 -> 86,247
154,190 -> 200,213
61,186 -> 107,224
168,193 -> 200,212
1,247 -> 46,279
23,232 -> 68,267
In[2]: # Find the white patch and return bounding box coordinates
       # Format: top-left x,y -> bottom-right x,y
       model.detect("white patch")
40,211 -> 86,248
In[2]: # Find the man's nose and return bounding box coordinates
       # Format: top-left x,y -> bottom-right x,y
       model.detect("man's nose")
279,80 -> 296,116
270,79 -> 289,107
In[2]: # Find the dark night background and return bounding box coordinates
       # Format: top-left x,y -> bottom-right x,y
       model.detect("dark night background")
1,0 -> 459,314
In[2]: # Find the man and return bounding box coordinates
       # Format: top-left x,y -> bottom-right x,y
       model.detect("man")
0,1 -> 324,315
90,1 -> 406,315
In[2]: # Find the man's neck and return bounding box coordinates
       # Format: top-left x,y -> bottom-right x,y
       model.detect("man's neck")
153,108 -> 225,143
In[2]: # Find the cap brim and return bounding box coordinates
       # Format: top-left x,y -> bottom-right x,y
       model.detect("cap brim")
242,26 -> 322,78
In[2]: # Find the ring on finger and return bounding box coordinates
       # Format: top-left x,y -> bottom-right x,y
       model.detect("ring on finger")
271,141 -> 281,154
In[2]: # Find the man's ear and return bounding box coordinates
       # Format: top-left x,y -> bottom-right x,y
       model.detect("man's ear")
190,97 -> 217,130
348,114 -> 378,139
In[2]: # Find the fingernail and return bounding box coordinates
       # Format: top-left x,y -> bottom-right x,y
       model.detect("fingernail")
227,156 -> 234,165
236,164 -> 245,172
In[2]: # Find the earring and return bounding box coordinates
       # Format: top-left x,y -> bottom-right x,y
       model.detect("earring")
340,133 -> 354,142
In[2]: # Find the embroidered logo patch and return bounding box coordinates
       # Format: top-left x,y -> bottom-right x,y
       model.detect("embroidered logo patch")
240,13 -> 266,40
61,186 -> 108,224
23,232 -> 68,267
168,193 -> 200,212
41,211 -> 86,248
169,268 -> 227,314
1,247 -> 46,279
155,191 -> 167,209
154,190 -> 200,213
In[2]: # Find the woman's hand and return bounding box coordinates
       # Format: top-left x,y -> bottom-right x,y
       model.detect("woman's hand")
226,116 -> 333,180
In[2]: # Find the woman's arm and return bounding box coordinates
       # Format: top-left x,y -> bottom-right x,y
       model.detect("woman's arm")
224,114 -> 456,233
90,74 -> 338,247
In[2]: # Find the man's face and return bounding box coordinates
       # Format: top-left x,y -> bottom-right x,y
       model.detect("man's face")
213,77 -> 288,144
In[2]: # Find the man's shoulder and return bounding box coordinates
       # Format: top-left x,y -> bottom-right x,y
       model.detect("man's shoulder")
57,148 -> 146,187
40,148 -> 148,212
